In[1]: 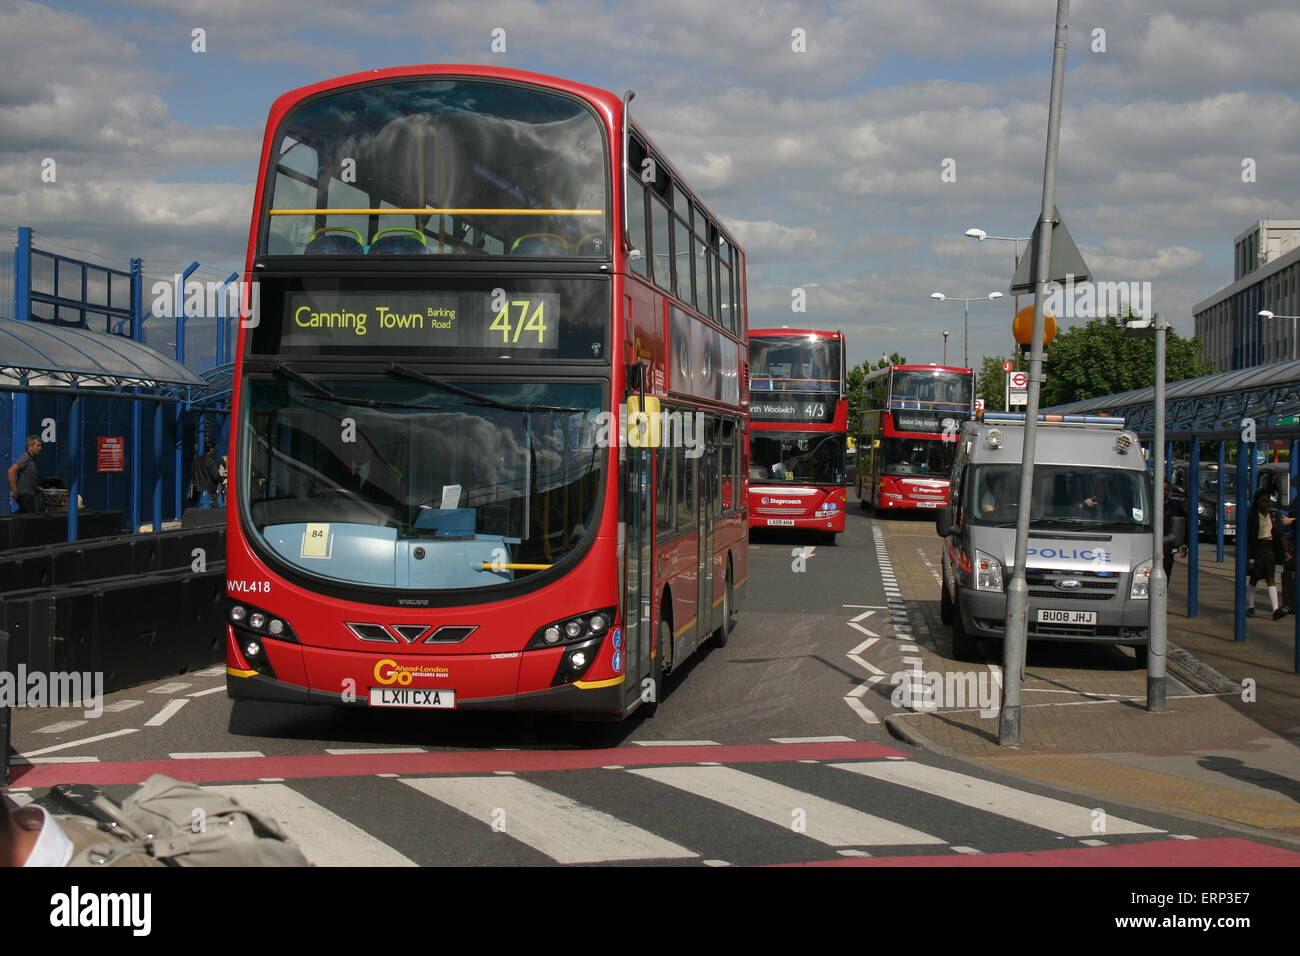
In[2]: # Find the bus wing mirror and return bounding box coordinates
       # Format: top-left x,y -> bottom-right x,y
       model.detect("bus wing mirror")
936,506 -> 956,538
627,395 -> 661,449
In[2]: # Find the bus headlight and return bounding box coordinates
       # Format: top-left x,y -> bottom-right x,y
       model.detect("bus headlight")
974,550 -> 1003,591
1131,559 -> 1151,599
527,608 -> 618,650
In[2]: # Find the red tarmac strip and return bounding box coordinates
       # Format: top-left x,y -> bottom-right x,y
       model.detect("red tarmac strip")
782,838 -> 1300,866
10,741 -> 909,787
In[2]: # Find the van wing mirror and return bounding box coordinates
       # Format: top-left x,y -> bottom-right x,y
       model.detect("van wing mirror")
936,506 -> 956,538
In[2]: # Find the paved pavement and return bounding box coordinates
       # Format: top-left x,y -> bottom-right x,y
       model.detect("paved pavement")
880,519 -> 1300,843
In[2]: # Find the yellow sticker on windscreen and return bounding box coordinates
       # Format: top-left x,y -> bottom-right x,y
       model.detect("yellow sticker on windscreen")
302,523 -> 332,558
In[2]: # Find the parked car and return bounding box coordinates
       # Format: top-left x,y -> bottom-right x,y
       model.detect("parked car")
1169,461 -> 1236,541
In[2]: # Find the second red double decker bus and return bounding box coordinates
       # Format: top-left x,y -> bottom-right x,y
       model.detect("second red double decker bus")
224,65 -> 749,720
747,329 -> 848,540
856,364 -> 975,512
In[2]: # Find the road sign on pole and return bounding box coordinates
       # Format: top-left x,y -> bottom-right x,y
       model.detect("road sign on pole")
1010,205 -> 1092,296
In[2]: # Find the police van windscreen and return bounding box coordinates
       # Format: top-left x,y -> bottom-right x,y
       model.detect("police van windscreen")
970,464 -> 1151,529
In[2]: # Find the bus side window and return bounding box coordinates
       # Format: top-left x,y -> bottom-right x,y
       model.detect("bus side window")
657,443 -> 674,535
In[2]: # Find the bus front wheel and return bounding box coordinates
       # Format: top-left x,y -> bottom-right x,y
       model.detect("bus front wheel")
713,571 -> 733,649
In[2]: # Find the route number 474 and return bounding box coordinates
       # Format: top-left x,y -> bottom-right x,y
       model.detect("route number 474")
491,300 -> 547,344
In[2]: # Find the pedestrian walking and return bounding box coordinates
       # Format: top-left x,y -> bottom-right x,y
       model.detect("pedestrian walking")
1163,480 -> 1188,584
6,435 -> 43,514
190,440 -> 222,508
1246,489 -> 1287,620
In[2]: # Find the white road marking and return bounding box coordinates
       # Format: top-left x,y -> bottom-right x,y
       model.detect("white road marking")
149,682 -> 192,695
193,665 -> 226,677
169,751 -> 265,759
1080,839 -> 1107,846
848,621 -> 880,637
209,783 -> 416,867
830,762 -> 1163,837
11,756 -> 99,764
629,765 -> 943,847
102,700 -> 144,713
144,698 -> 189,727
703,859 -> 731,867
1172,834 -> 1198,840
188,686 -> 227,697
631,740 -> 719,746
771,736 -> 855,743
21,728 -> 138,757
951,845 -> 983,854
401,776 -> 697,864
324,747 -> 425,755
34,720 -> 86,735
838,849 -> 871,857
850,609 -> 878,623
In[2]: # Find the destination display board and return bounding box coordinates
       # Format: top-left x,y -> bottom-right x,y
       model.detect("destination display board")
251,277 -> 608,360
750,392 -> 838,423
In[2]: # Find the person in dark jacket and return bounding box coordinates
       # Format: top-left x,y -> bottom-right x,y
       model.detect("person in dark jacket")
1163,481 -> 1188,583
1246,489 -> 1287,620
6,435 -> 42,513
190,441 -> 222,507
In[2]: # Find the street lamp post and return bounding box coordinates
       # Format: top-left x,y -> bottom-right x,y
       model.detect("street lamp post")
966,228 -> 1031,359
942,329 -> 951,365
929,291 -> 1004,369
1259,310 -> 1300,361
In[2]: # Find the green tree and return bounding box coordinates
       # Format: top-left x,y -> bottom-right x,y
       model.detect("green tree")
1039,313 -> 1215,407
847,351 -> 906,429
975,354 -> 1013,412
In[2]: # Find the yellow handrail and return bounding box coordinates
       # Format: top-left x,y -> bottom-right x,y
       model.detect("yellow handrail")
480,562 -> 554,571
269,208 -> 603,216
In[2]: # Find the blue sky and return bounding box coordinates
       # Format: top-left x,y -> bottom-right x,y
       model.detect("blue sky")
4,0 -> 1298,371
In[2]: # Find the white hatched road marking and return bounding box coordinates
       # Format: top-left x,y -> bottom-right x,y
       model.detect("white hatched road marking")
21,728 -> 138,757
102,700 -> 144,713
770,736 -> 856,744
145,698 -> 189,727
631,740 -> 719,746
169,751 -> 265,759
149,682 -> 192,695
188,686 -> 226,698
34,720 -> 86,735
324,747 -> 426,755
628,765 -> 943,847
193,665 -> 226,677
209,784 -> 417,867
11,756 -> 99,764
401,776 -> 697,864
829,762 -> 1163,837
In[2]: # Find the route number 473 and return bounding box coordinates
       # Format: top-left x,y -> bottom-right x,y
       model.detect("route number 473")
491,300 -> 547,344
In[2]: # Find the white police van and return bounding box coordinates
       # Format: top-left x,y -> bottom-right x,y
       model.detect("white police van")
936,413 -> 1162,665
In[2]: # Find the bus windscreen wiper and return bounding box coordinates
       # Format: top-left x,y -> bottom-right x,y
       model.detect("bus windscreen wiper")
272,362 -> 443,411
385,363 -> 584,413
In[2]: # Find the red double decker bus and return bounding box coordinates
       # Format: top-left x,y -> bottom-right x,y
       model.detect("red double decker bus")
224,65 -> 749,719
856,364 -> 975,512
747,329 -> 848,540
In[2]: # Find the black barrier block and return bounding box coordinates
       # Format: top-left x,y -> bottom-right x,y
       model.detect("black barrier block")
160,527 -> 225,573
0,548 -> 56,594
1,629 -> 10,785
181,567 -> 228,673
182,507 -> 226,529
0,587 -> 96,678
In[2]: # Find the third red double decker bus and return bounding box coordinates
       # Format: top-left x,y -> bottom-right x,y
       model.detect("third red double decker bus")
856,364 -> 975,512
224,65 -> 748,720
747,329 -> 848,540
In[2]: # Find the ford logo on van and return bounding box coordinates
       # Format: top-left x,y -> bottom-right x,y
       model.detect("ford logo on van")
1055,579 -> 1083,590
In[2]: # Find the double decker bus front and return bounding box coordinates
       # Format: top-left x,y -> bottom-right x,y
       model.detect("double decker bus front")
747,331 -> 848,533
226,70 -> 633,715
861,366 -> 973,512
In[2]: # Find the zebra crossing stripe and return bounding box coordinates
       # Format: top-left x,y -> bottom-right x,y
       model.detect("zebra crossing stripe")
829,762 -> 1163,837
400,776 -> 698,864
628,765 -> 943,847
207,783 -> 418,867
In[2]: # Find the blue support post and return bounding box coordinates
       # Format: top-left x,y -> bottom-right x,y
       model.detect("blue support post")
10,227 -> 32,469
174,263 -> 199,521
1217,441 -> 1226,563
152,400 -> 163,534
67,394 -> 80,543
1236,442 -> 1249,642
1188,438 -> 1199,618
129,258 -> 144,532
217,272 -> 238,366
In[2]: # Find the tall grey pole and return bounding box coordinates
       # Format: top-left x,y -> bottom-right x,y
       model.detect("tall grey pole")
1148,314 -> 1168,710
964,299 -> 969,370
1001,0 -> 1071,747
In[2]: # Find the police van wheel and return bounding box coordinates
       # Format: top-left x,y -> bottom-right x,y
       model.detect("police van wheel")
939,576 -> 954,625
951,614 -> 978,662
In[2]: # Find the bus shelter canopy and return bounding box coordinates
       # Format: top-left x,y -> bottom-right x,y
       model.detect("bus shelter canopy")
0,318 -> 204,393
